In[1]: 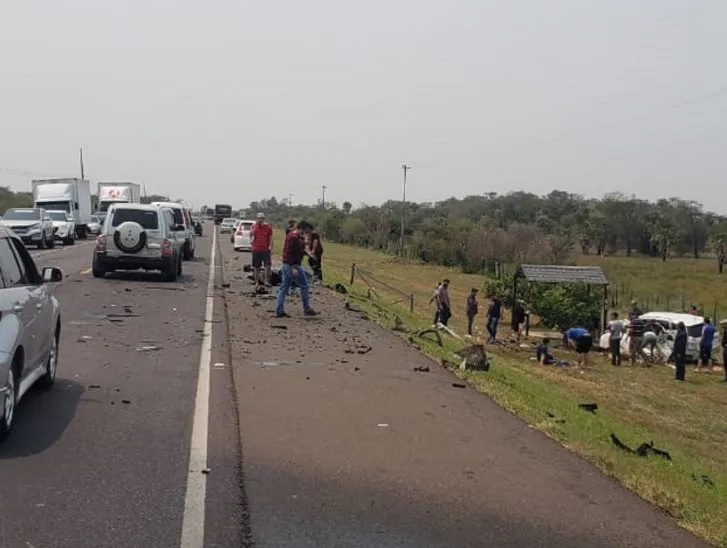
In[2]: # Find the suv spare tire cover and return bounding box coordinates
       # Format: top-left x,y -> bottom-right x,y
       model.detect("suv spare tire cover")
113,221 -> 147,253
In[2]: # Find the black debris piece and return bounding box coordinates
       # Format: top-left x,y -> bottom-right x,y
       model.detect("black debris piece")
413,365 -> 430,372
271,325 -> 288,330
122,399 -> 131,404
457,344 -> 490,371
452,382 -> 467,389
334,283 -> 348,294
222,282 -> 230,288
610,433 -> 672,461
579,403 -> 598,413
691,473 -> 715,488
610,433 -> 635,454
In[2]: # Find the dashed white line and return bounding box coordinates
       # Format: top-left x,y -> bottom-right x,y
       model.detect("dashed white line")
179,228 -> 217,548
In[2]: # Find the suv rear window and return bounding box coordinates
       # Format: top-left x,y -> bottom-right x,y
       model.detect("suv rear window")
686,324 -> 705,338
111,209 -> 159,230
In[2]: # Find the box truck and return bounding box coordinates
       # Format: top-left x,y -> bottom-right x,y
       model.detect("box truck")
97,182 -> 142,213
32,178 -> 92,239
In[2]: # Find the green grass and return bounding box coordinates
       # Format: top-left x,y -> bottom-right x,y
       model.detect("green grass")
313,241 -> 727,547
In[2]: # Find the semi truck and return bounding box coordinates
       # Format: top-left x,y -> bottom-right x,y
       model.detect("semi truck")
31,178 -> 92,239
96,182 -> 142,213
214,204 -> 232,225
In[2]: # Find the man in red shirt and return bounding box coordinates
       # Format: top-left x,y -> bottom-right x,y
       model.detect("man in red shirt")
250,212 -> 273,286
275,220 -> 317,318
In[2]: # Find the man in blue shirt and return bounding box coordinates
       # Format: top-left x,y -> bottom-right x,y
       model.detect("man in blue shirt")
698,317 -> 717,372
565,326 -> 592,367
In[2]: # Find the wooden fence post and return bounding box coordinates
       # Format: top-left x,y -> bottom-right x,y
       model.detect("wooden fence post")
409,294 -> 415,313
350,263 -> 356,285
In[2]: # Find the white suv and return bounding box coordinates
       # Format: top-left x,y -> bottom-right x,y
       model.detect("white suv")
150,202 -> 196,260
92,204 -> 184,281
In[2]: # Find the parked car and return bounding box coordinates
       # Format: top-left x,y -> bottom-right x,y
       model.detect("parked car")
47,210 -> 76,245
191,217 -> 203,236
219,218 -> 237,234
0,226 -> 64,441
229,220 -> 242,243
598,311 -> 719,363
233,220 -> 255,251
92,204 -> 184,281
0,208 -> 55,249
87,215 -> 102,235
149,202 -> 196,260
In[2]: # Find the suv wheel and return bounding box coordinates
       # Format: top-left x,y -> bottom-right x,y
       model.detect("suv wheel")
162,257 -> 178,282
182,241 -> 192,260
0,365 -> 18,442
38,235 -> 45,249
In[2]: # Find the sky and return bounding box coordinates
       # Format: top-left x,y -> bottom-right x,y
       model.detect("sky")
1,0 -> 726,213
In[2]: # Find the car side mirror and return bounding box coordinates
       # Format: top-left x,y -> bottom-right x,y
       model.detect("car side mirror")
42,267 -> 63,283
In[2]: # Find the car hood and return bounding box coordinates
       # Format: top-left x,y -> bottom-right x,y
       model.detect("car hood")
0,219 -> 40,228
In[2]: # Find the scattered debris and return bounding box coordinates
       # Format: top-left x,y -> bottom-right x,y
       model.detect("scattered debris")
610,433 -> 672,460
136,345 -> 161,352
692,473 -> 715,488
392,316 -> 407,332
222,282 -> 230,288
242,264 -> 252,272
356,345 -> 372,354
334,283 -> 348,294
452,382 -> 467,389
417,328 -> 443,346
354,366 -> 360,371
271,324 -> 288,330
546,412 -> 565,424
202,468 -> 211,474
377,423 -> 388,427
77,335 -> 93,342
344,301 -> 362,313
579,403 -> 598,413
456,344 -> 490,372
88,384 -> 101,390
107,313 -> 141,318
413,365 -> 430,372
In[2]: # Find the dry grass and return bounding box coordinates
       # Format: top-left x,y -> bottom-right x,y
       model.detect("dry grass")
315,241 -> 727,547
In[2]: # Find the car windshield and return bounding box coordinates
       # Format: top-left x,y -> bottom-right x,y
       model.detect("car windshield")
48,211 -> 68,221
686,323 -> 705,338
3,209 -> 41,221
111,209 -> 159,230
91,216 -> 100,223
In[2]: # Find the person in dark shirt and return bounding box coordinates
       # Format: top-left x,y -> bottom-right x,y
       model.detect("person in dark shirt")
485,296 -> 502,343
275,220 -> 317,318
721,320 -> 727,382
536,337 -> 554,365
628,318 -> 645,365
511,300 -> 526,341
465,288 -> 478,336
284,220 -> 296,234
307,229 -> 324,282
673,321 -> 688,381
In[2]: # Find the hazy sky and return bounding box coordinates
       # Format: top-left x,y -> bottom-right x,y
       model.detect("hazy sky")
1,1 -> 725,212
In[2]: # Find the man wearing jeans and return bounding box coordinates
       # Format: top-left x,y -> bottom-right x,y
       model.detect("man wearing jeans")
250,212 -> 273,286
275,220 -> 317,318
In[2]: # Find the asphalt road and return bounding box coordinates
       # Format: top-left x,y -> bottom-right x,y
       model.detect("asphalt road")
220,242 -> 708,548
0,226 -> 245,548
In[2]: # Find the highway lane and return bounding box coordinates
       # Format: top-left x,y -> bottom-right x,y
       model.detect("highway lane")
0,225 -> 245,548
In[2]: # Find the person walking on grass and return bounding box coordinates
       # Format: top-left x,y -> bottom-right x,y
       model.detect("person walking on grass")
307,227 -> 324,282
485,295 -> 502,343
466,288 -> 479,336
673,321 -> 687,381
511,300 -> 526,341
697,317 -> 717,373
436,279 -> 452,326
565,326 -> 592,367
721,320 -> 727,382
607,312 -> 624,366
628,316 -> 645,365
275,220 -> 317,318
429,281 -> 442,326
250,212 -> 273,287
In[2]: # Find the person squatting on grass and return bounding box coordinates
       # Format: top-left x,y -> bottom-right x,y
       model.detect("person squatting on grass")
485,295 -> 502,343
465,288 -> 478,336
275,220 -> 317,318
536,337 -> 555,365
673,321 -> 688,382
250,212 -> 273,286
435,279 -> 451,326
565,326 -> 592,367
607,312 -> 624,366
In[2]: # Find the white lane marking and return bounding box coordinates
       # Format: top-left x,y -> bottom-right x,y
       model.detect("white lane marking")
180,228 -> 217,548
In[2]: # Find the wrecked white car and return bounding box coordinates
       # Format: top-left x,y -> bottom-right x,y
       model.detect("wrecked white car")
599,312 -> 719,363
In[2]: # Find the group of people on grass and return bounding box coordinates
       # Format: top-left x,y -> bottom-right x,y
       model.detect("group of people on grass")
429,281 -> 526,343
246,213 -> 324,318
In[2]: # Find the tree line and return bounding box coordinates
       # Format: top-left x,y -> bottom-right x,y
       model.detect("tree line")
242,191 -> 727,274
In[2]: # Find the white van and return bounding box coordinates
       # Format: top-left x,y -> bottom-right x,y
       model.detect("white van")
233,220 -> 255,251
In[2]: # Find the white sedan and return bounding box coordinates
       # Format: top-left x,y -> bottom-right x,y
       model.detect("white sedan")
233,220 -> 254,251
219,218 -> 237,234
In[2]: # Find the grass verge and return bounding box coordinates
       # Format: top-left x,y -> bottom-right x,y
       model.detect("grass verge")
314,241 -> 727,547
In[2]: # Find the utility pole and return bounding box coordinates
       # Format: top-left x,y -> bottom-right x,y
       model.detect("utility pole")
79,148 -> 85,180
321,185 -> 327,209
288,193 -> 294,206
400,164 -> 411,257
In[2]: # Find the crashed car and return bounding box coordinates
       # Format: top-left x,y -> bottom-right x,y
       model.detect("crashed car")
599,311 -> 719,363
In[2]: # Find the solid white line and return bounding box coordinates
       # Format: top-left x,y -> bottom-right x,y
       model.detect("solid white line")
180,228 -> 217,548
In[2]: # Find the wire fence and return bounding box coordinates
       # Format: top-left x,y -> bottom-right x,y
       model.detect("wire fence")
348,263 -> 415,313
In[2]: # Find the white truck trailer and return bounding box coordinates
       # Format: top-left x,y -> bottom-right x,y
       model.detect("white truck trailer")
31,178 -> 92,239
96,182 -> 142,213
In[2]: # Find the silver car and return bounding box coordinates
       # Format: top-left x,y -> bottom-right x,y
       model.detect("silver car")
0,226 -> 64,441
